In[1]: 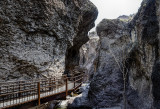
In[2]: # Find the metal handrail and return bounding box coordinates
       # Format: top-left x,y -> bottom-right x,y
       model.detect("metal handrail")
0,73 -> 86,109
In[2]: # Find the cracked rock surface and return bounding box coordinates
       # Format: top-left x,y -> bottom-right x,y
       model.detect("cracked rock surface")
88,0 -> 160,108
0,0 -> 98,81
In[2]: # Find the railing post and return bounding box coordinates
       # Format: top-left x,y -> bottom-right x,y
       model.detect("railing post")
19,81 -> 21,97
49,78 -> 51,91
65,76 -> 68,99
74,77 -> 76,89
37,82 -> 40,105
74,77 -> 76,88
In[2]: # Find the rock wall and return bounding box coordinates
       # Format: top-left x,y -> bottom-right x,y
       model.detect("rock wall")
128,0 -> 160,108
88,0 -> 160,108
79,31 -> 99,79
0,0 -> 98,81
89,18 -> 131,108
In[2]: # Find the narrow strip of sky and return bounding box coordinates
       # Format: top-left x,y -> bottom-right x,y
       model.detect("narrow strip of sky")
90,0 -> 143,31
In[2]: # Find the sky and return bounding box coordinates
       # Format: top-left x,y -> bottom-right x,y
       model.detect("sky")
90,0 -> 143,31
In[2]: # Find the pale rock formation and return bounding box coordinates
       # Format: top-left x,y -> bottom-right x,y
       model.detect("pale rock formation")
79,31 -> 99,79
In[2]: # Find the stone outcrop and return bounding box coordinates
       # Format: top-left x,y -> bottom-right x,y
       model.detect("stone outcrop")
88,0 -> 160,108
67,83 -> 91,109
128,0 -> 160,108
89,18 -> 131,108
79,31 -> 99,79
0,0 -> 98,81
117,14 -> 134,22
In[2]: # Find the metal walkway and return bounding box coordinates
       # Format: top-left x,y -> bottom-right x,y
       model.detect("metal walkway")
0,73 -> 85,109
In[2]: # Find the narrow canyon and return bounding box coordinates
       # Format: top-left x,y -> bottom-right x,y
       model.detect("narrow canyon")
0,0 -> 160,109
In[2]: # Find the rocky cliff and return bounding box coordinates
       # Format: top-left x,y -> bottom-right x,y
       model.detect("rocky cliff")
128,0 -> 160,108
89,18 -> 131,108
88,0 -> 160,108
79,31 -> 99,79
0,0 -> 98,81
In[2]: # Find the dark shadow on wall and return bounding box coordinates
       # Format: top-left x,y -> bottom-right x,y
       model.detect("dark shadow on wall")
65,46 -> 80,76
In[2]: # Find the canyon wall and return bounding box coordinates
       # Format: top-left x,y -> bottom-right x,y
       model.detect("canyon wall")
89,18 -> 131,108
0,0 -> 98,81
79,31 -> 99,79
128,0 -> 160,108
88,0 -> 160,108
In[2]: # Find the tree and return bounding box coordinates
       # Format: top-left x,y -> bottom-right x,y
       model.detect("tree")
109,44 -> 132,109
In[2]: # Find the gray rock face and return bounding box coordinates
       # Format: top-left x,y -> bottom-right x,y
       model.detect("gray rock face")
89,19 -> 130,108
67,32 -> 99,109
0,0 -> 98,81
88,0 -> 160,109
68,83 -> 92,109
117,14 -> 134,22
79,31 -> 99,79
128,0 -> 160,108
